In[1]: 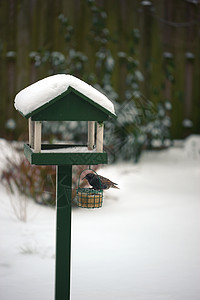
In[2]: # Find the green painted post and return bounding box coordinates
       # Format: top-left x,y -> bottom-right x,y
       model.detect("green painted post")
55,165 -> 72,300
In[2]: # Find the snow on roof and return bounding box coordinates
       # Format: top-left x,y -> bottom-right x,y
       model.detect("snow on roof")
14,74 -> 116,116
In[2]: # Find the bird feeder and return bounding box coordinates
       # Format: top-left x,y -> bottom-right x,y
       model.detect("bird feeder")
77,169 -> 103,208
14,74 -> 116,300
14,74 -> 116,165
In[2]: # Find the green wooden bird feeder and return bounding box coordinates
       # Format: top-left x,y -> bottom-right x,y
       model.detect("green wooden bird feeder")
14,74 -> 116,300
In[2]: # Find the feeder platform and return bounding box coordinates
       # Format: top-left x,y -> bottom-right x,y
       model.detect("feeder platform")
24,143 -> 107,165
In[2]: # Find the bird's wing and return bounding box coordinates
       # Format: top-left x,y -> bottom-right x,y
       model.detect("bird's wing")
98,175 -> 118,185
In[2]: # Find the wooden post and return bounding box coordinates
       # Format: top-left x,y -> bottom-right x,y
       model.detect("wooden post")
88,121 -> 95,150
96,122 -> 104,152
34,121 -> 42,152
28,118 -> 34,148
55,165 -> 72,300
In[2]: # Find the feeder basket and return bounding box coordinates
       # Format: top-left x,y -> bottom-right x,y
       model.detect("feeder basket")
76,169 -> 103,208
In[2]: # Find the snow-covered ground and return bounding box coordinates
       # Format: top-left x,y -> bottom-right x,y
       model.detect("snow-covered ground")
0,139 -> 200,300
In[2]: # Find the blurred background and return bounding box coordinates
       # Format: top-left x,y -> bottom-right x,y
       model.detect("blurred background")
1,2 -> 200,299
0,0 -> 199,148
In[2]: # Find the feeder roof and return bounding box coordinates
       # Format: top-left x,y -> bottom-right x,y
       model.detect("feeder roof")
14,74 -> 116,120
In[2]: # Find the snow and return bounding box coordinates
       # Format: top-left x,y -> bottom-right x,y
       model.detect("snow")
184,134 -> 200,160
1,140 -> 200,300
141,0 -> 152,6
40,146 -> 96,153
182,118 -> 193,128
14,74 -> 116,116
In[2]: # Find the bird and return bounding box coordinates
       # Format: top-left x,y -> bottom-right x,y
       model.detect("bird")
82,173 -> 119,190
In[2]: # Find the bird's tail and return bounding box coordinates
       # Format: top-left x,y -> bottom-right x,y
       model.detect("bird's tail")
112,185 -> 119,189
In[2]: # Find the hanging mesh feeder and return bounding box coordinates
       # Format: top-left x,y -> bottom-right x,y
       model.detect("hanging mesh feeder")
76,169 -> 103,208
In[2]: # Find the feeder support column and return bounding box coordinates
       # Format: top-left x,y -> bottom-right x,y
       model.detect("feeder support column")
96,122 -> 104,152
55,165 -> 72,300
88,121 -> 95,150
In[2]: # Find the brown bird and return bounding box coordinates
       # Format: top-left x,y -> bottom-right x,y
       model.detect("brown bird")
82,173 -> 119,190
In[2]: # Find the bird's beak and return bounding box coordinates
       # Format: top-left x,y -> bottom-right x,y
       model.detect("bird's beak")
82,176 -> 86,180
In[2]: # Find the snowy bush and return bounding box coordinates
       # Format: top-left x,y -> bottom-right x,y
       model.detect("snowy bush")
184,135 -> 200,161
104,98 -> 171,162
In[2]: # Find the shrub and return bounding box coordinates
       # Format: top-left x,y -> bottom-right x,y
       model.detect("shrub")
2,157 -> 56,206
1,153 -> 99,206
